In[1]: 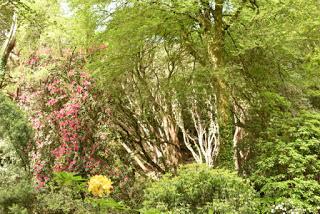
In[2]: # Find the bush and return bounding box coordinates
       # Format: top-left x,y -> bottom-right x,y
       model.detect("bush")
0,92 -> 34,170
142,164 -> 257,214
251,111 -> 320,213
35,172 -> 88,214
0,138 -> 36,213
35,172 -> 134,214
0,178 -> 35,214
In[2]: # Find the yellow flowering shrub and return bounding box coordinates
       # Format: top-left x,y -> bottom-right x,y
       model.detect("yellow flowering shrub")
88,175 -> 113,197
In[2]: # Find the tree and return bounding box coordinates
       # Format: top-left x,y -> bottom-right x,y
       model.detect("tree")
63,0 -> 320,175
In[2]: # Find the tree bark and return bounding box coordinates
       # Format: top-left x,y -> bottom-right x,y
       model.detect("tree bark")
0,12 -> 17,87
211,0 -> 224,68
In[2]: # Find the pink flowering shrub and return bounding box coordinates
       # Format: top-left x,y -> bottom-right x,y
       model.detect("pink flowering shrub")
18,56 -> 111,187
17,51 -> 135,202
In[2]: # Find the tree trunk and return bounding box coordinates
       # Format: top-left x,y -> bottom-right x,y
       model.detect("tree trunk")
0,12 -> 17,87
211,0 -> 225,68
232,101 -> 250,174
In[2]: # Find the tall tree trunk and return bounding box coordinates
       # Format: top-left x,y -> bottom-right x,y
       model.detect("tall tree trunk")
0,12 -> 17,87
211,0 -> 224,69
207,0 -> 226,164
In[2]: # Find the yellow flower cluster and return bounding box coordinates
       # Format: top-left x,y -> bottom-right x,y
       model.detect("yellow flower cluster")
88,175 -> 113,197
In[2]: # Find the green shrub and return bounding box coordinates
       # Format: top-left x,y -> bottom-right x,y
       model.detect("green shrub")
0,93 -> 34,169
0,139 -> 36,213
142,164 -> 257,214
251,111 -> 320,213
35,172 -> 134,214
35,172 -> 88,214
0,178 -> 35,214
36,187 -> 90,214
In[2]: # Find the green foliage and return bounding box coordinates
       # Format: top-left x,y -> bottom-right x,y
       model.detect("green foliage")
304,48 -> 320,110
85,198 -> 133,213
142,164 -> 257,214
0,93 -> 34,169
36,187 -> 89,214
0,176 -> 35,213
251,111 -> 320,213
30,172 -> 86,213
0,140 -> 35,214
36,172 -> 135,214
8,205 -> 28,214
52,172 -> 86,193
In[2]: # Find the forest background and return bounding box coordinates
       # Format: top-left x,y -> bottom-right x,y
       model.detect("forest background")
0,0 -> 319,213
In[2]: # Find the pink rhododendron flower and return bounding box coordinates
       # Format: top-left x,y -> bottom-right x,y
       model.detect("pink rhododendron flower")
47,98 -> 57,106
